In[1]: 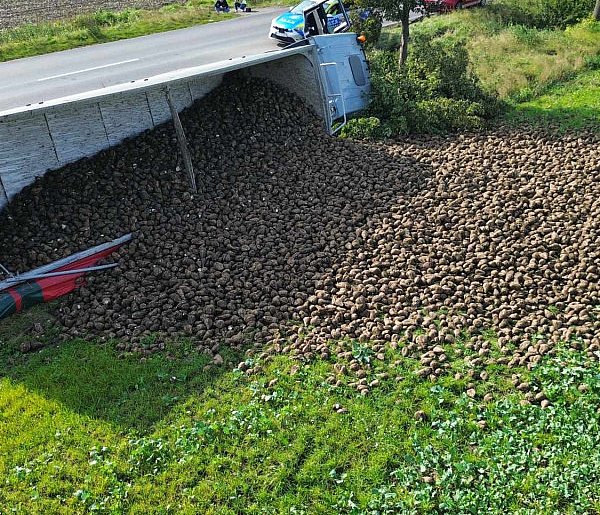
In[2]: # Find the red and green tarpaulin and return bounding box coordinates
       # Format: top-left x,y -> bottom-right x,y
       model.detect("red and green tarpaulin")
0,234 -> 131,321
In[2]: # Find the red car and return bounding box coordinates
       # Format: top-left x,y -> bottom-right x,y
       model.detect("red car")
424,0 -> 485,12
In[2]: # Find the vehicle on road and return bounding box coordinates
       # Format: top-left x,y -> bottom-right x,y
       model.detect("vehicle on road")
424,0 -> 485,12
269,0 -> 365,44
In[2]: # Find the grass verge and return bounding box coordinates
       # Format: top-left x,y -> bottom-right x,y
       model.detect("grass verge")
2,306 -> 600,513
503,67 -> 600,130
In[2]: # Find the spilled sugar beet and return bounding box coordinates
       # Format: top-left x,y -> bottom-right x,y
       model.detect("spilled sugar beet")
1,76 -> 599,395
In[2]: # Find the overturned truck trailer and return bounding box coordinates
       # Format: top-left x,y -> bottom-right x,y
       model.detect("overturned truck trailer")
0,33 -> 370,212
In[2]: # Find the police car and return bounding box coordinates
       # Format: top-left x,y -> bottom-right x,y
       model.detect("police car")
268,0 -> 352,44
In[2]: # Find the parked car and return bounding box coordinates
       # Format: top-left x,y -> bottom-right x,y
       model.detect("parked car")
269,0 -> 365,44
424,0 -> 485,12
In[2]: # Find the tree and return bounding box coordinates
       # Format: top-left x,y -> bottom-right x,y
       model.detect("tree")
594,0 -> 600,20
362,0 -> 425,67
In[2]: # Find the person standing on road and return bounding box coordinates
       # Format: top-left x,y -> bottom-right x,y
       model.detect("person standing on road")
215,0 -> 231,13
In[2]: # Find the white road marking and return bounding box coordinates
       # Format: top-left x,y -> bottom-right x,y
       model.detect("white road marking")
37,59 -> 140,82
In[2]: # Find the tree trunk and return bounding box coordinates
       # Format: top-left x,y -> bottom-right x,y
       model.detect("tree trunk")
594,0 -> 600,20
399,14 -> 410,67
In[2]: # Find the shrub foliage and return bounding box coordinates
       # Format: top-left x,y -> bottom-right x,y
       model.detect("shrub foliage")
487,0 -> 595,29
341,34 -> 502,138
349,9 -> 383,48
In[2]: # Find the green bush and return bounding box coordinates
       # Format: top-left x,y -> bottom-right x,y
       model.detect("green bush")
339,115 -> 407,139
407,34 -> 501,118
339,116 -> 384,139
487,0 -> 594,29
367,50 -> 415,130
534,0 -> 594,28
342,34 -> 503,139
349,9 -> 383,48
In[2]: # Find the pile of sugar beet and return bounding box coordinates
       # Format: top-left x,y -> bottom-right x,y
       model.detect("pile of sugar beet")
1,76 -> 599,396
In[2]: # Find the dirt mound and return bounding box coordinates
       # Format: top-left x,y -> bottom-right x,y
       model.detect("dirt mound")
0,0 -> 184,29
1,75 -> 598,393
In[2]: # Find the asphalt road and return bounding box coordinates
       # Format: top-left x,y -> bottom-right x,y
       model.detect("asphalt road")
0,8 -> 286,112
0,7 -> 425,113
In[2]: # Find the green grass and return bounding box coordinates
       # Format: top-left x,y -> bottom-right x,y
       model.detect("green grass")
503,67 -> 600,130
0,308 -> 238,433
2,306 -> 600,512
0,0 -> 290,63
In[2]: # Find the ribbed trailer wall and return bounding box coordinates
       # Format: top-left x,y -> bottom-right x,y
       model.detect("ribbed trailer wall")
0,76 -> 222,209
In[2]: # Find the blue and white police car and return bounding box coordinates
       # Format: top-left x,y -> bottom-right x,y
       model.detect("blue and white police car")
268,0 -> 352,44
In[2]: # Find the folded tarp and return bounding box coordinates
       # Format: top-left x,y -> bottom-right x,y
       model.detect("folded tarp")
0,234 -> 132,321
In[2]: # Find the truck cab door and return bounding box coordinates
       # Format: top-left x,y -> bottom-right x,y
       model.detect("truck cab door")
303,3 -> 329,36
304,0 -> 351,37
325,0 -> 351,33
